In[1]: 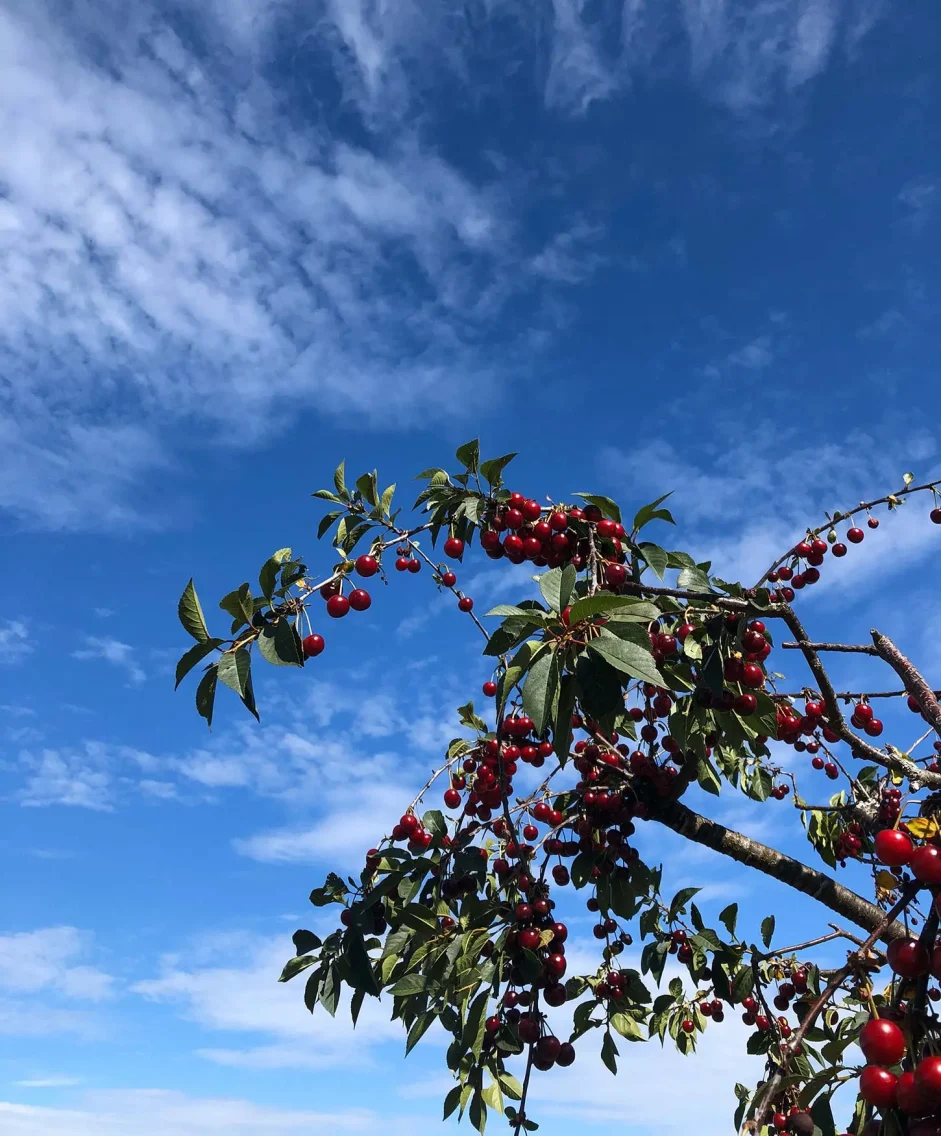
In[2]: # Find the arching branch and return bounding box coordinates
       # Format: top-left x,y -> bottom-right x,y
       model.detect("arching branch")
651,799 -> 907,942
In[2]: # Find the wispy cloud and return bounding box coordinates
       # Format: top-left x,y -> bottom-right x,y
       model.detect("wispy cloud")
13,1077 -> 83,1089
72,637 -> 145,686
0,620 -> 32,664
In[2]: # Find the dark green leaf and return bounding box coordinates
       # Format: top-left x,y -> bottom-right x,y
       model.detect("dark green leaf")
677,566 -> 713,592
390,973 -> 428,996
195,666 -> 218,728
259,548 -> 292,599
760,916 -> 775,949
174,638 -> 222,689
406,1011 -> 435,1055
217,647 -> 251,698
697,755 -> 722,796
587,629 -> 665,687
293,929 -> 322,956
479,453 -> 517,488
455,439 -> 480,475
443,1086 -> 462,1121
178,579 -> 210,643
811,1094 -> 836,1136
317,510 -> 342,540
333,461 -> 347,497
718,904 -> 738,938
632,493 -> 675,533
610,1011 -> 643,1041
538,568 -> 566,613
701,645 -> 724,695
303,968 -> 322,1012
462,989 -> 490,1058
522,648 -> 558,737
355,471 -> 379,506
668,887 -> 701,921
600,1030 -> 619,1073
279,955 -> 317,982
257,620 -> 303,667
343,926 -> 380,998
554,673 -> 577,764
219,583 -> 254,627
421,810 -> 446,837
574,493 -> 622,523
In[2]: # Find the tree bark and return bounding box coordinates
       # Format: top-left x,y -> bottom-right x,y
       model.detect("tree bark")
651,798 -> 907,942
870,629 -> 941,737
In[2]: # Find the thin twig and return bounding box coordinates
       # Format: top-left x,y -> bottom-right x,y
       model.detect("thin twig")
781,642 -> 879,655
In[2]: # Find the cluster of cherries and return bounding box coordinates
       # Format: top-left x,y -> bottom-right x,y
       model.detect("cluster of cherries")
851,830 -> 941,1119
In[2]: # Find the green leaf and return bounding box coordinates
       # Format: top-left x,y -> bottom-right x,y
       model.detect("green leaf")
443,1086 -> 462,1121
174,638 -> 222,689
462,989 -> 490,1058
259,548 -> 292,599
218,583 -> 254,628
481,1081 -> 503,1113
421,810 -> 446,837
344,926 -> 381,998
553,673 -> 577,764
498,1072 -> 523,1101
178,579 -> 210,643
538,568 -> 566,613
317,511 -> 342,540
355,471 -> 379,506
455,439 -> 480,475
217,647 -> 251,698
638,542 -> 669,580
677,566 -> 713,592
380,484 -> 396,515
468,1088 -> 486,1134
811,1094 -> 836,1136
257,620 -> 303,667
574,652 -> 624,726
479,453 -> 517,488
312,489 -> 342,502
600,1030 -> 619,1073
522,648 -> 558,737
390,973 -> 428,996
334,461 -> 347,497
760,915 -> 775,949
701,645 -> 724,695
567,595 -> 650,623
292,929 -> 322,956
632,493 -> 675,533
697,754 -> 722,796
574,493 -> 622,523
279,954 -> 317,983
718,904 -> 738,938
668,887 -> 701,921
195,666 -> 218,728
587,629 -> 664,687
610,1012 -> 644,1041
485,604 -> 547,620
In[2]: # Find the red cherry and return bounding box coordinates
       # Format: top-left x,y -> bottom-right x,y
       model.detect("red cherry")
395,557 -> 410,572
503,534 -> 524,556
348,588 -> 371,611
485,1014 -> 501,1034
596,518 -> 617,538
443,788 -> 461,809
854,702 -> 874,721
556,1042 -> 575,1067
326,594 -> 350,618
440,571 -> 457,588
832,542 -> 847,557
887,937 -> 930,978
302,633 -> 325,658
864,718 -> 884,737
480,530 -> 501,551
931,509 -> 941,525
407,558 -> 421,574
860,1018 -> 906,1065
897,1070 -> 938,1116
399,813 -> 419,834
355,554 -> 378,577
443,537 -> 465,559
868,517 -> 880,529
583,505 -> 603,522
320,579 -> 341,600
458,596 -> 474,612
549,512 -> 568,532
482,681 -> 497,697
859,1066 -> 898,1109
742,663 -> 765,689
911,845 -> 941,886
874,829 -> 913,867
605,562 -> 627,587
521,499 -> 542,522
505,508 -> 524,529
519,928 -> 541,952
915,1057 -> 941,1104
546,953 -> 566,977
536,1035 -> 561,1064
847,527 -> 865,544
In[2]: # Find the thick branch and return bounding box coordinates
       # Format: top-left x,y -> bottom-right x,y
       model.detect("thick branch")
870,629 -> 941,737
652,798 -> 906,942
777,606 -> 941,790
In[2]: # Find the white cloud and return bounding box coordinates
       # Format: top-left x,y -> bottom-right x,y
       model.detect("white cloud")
0,620 -> 31,664
0,1092 -> 416,1136
72,637 -> 145,686
132,934 -> 403,1069
13,1078 -> 83,1089
15,748 -> 114,811
0,928 -> 114,1002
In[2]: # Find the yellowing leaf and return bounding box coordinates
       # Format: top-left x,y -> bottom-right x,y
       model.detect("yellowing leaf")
875,870 -> 899,891
906,818 -> 938,840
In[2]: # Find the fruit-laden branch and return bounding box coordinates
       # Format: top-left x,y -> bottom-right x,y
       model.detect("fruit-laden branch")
749,881 -> 920,1131
651,799 -> 906,942
870,629 -> 941,737
778,606 -> 941,791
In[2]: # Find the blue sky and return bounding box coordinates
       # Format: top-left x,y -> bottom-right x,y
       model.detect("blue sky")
1,0 -> 940,1132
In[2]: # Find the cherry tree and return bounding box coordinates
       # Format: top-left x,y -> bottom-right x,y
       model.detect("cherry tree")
175,443 -> 941,1136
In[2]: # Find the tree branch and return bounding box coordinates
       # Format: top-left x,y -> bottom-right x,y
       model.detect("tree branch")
776,606 -> 941,790
651,799 -> 906,942
870,629 -> 941,737
781,641 -> 879,655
